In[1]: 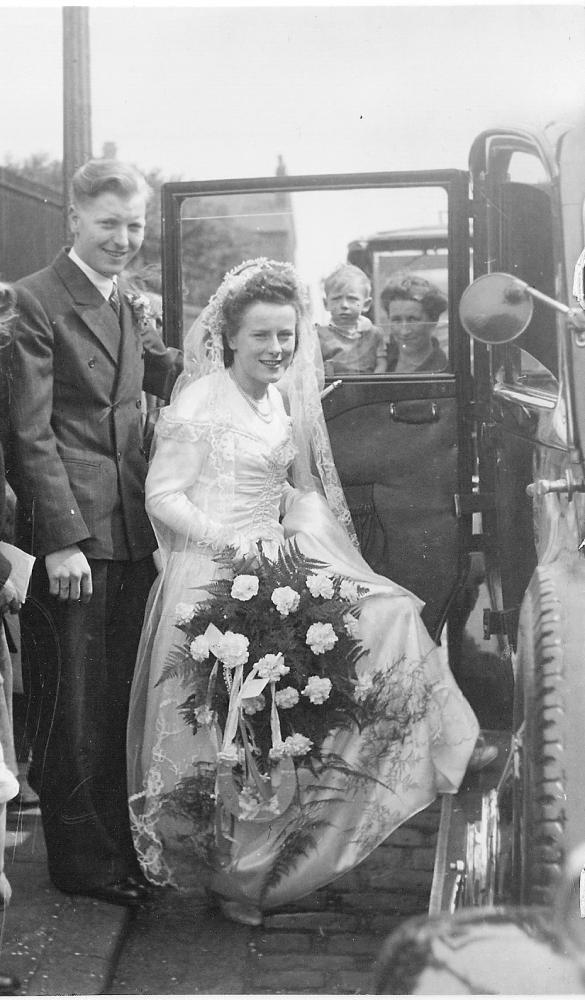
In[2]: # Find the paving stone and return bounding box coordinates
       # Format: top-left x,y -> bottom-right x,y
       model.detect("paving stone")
333,890 -> 411,912
253,952 -> 363,972
375,867 -> 433,890
329,967 -> 375,993
327,870 -> 363,892
249,968 -> 327,991
276,891 -> 330,911
28,953 -> 110,996
369,904 -> 427,933
323,932 -> 383,955
263,911 -> 360,933
251,931 -> 312,954
412,846 -> 437,869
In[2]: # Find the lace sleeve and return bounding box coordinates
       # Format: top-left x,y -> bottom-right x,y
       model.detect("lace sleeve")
146,376 -> 249,557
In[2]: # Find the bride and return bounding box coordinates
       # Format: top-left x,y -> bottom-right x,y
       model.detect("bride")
127,259 -> 479,926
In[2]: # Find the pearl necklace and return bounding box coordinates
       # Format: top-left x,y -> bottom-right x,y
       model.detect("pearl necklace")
229,370 -> 274,423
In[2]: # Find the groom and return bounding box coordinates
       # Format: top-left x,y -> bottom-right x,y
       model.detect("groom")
10,159 -> 182,905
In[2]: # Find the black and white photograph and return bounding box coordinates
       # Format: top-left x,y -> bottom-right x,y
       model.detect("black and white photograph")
1,1 -> 585,994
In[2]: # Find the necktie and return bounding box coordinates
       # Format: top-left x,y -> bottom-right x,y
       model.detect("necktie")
108,283 -> 121,319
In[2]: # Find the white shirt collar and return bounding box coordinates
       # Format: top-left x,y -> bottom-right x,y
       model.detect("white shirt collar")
68,247 -> 116,301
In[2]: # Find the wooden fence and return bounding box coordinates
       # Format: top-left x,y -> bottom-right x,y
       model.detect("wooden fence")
0,168 -> 64,281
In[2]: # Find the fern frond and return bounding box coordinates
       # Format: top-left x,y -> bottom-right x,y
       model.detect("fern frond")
156,647 -> 194,686
260,818 -> 331,895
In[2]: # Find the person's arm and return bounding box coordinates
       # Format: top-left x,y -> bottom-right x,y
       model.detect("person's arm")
11,286 -> 92,601
146,387 -> 253,558
0,571 -> 19,616
139,320 -> 183,402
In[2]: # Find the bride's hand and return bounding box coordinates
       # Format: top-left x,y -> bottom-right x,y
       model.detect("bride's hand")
232,537 -> 278,569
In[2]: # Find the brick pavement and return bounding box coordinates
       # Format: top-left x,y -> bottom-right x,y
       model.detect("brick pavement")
0,806 -> 129,995
110,799 -> 441,995
244,800 -> 441,994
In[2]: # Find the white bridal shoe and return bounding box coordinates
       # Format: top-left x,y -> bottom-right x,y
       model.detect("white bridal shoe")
218,897 -> 264,927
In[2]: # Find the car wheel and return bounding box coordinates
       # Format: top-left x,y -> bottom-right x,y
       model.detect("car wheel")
515,562 -> 585,906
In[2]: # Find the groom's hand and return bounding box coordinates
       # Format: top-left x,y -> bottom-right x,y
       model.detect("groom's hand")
45,546 -> 93,603
0,578 -> 21,615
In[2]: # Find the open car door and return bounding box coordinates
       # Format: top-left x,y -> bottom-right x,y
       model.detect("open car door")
161,170 -> 473,651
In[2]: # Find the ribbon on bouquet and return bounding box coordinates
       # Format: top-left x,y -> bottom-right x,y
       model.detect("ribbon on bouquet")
203,623 -> 283,759
204,623 -> 297,821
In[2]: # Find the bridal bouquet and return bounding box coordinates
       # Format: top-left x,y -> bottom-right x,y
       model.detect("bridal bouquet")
160,541 -> 372,822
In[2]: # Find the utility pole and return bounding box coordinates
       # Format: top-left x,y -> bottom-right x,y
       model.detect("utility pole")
62,6 -> 92,234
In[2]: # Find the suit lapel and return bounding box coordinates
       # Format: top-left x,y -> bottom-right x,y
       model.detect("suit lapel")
53,250 -> 122,364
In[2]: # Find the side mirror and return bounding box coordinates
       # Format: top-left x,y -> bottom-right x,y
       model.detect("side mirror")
459,272 -> 570,345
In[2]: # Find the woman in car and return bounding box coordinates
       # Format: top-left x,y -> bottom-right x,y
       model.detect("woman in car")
382,274 -> 448,373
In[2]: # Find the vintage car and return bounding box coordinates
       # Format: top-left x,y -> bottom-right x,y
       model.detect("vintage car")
159,118 -> 585,943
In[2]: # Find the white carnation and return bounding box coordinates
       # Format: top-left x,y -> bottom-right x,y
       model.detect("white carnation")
306,621 -> 338,655
194,704 -> 215,726
242,694 -> 266,715
270,734 -> 314,760
238,785 -> 280,820
306,573 -> 334,599
175,602 -> 196,627
275,686 -> 300,709
271,586 -> 300,616
283,733 -> 313,756
217,631 -> 249,669
190,635 -> 210,661
231,574 -> 259,602
255,653 -> 289,681
302,675 -> 332,705
339,580 -> 359,603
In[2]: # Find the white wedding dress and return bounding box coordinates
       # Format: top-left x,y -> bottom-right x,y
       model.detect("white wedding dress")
127,368 -> 478,910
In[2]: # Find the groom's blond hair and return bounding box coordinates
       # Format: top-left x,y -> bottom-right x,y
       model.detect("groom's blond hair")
70,159 -> 151,207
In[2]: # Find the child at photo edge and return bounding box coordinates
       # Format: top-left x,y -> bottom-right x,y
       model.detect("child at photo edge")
316,263 -> 387,375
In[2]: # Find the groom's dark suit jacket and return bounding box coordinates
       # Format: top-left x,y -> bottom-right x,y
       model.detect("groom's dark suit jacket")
11,249 -> 181,560
7,249 -> 182,891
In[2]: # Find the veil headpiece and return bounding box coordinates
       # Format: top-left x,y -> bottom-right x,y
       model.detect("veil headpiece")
175,258 -> 357,545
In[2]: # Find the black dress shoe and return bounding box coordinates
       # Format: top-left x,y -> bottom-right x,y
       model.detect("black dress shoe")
0,971 -> 20,994
81,878 -> 149,907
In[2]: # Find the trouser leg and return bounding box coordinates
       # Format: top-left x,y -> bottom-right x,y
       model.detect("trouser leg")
26,556 -> 155,891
